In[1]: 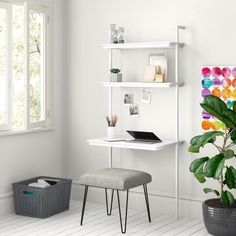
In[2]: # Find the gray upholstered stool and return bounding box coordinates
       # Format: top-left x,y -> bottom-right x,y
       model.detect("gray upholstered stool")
78,168 -> 152,234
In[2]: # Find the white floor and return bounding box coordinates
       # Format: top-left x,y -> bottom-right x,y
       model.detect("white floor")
0,201 -> 211,236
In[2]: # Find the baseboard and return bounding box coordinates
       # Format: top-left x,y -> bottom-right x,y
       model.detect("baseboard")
0,192 -> 13,200
72,180 -> 205,203
0,192 -> 14,216
72,180 -> 204,220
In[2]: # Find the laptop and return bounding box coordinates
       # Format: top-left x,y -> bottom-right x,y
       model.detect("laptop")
126,130 -> 162,144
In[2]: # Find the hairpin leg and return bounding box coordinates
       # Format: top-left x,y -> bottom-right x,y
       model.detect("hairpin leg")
105,188 -> 114,215
143,184 -> 151,223
80,185 -> 88,225
117,189 -> 129,234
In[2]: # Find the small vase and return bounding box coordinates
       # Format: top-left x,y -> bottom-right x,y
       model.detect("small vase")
107,127 -> 116,139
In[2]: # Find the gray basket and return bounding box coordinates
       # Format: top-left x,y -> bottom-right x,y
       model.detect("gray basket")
12,176 -> 72,218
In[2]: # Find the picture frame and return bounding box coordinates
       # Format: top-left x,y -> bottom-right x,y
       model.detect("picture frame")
124,93 -> 134,105
141,89 -> 152,104
129,104 -> 139,117
149,53 -> 167,82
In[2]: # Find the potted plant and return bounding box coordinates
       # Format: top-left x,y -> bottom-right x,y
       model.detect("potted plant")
110,68 -> 122,82
188,95 -> 236,236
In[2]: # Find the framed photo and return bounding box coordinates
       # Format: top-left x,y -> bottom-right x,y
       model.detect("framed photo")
149,53 -> 167,82
124,93 -> 133,105
129,104 -> 139,116
141,89 -> 152,104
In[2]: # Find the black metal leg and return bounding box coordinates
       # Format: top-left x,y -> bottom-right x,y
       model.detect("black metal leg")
105,188 -> 114,215
80,185 -> 88,225
117,190 -> 129,234
143,184 -> 151,223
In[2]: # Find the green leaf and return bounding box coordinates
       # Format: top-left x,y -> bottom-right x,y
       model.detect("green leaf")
188,131 -> 224,153
188,146 -> 200,153
110,68 -> 121,74
233,101 -> 236,113
224,149 -> 235,159
230,129 -> 236,144
194,163 -> 206,183
195,173 -> 206,183
200,95 -> 236,128
190,135 -> 202,146
222,109 -> 236,129
203,188 -> 220,196
204,154 -> 225,179
221,190 -> 235,206
225,166 -> 236,189
189,157 -> 209,173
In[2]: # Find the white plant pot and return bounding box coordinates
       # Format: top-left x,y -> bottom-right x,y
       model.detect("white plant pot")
107,127 -> 116,139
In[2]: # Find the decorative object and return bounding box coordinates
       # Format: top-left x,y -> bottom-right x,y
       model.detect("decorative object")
107,127 -> 116,139
109,24 -> 116,43
141,89 -> 152,104
188,95 -> 236,236
124,93 -> 133,105
110,68 -> 122,82
201,66 -> 236,131
118,27 -> 125,43
144,66 -> 156,82
149,53 -> 167,82
129,104 -> 139,116
109,24 -> 126,44
106,115 -> 118,139
112,30 -> 119,44
109,24 -> 118,43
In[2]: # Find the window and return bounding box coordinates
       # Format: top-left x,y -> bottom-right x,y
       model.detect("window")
0,1 -> 51,132
0,3 -> 11,131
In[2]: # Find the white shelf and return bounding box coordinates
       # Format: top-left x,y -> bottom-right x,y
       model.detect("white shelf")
102,81 -> 184,88
103,42 -> 184,50
87,138 -> 184,151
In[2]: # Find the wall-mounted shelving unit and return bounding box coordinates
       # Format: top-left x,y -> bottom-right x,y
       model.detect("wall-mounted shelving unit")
102,81 -> 184,88
102,42 -> 184,50
88,26 -> 185,219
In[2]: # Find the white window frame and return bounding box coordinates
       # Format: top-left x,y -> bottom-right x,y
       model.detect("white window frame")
0,2 -> 12,131
25,1 -> 51,130
0,0 -> 52,133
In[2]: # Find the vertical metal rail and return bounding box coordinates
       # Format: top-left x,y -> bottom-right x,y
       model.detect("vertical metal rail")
175,25 -> 185,220
108,49 -> 113,169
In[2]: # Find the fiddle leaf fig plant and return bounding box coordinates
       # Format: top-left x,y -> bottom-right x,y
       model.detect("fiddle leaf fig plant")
189,95 -> 236,206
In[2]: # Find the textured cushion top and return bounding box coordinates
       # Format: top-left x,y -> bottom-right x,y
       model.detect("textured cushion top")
78,168 -> 152,190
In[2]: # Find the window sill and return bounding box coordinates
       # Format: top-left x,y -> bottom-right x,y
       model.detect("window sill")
0,127 -> 54,137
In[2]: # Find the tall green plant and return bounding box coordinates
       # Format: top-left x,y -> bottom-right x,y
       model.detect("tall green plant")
189,95 -> 236,206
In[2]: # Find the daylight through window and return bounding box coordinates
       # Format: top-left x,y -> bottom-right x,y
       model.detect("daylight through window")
0,1 -> 51,132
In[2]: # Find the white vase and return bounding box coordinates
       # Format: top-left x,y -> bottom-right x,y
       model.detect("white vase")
107,127 -> 116,139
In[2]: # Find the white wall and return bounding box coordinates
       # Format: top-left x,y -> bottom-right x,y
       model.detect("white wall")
66,0 -> 236,219
0,0 -> 66,216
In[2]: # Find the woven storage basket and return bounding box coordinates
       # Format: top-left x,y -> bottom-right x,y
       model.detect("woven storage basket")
12,176 -> 72,218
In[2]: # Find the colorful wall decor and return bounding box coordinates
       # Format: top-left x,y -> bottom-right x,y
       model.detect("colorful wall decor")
201,66 -> 236,131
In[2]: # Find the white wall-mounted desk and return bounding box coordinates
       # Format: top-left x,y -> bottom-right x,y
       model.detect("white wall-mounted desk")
89,26 -> 186,220
87,138 -> 184,152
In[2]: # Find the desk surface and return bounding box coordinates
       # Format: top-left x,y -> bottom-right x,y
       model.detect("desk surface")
87,138 -> 184,151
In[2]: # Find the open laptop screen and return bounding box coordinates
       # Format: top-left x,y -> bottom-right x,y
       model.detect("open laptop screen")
126,130 -> 162,142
